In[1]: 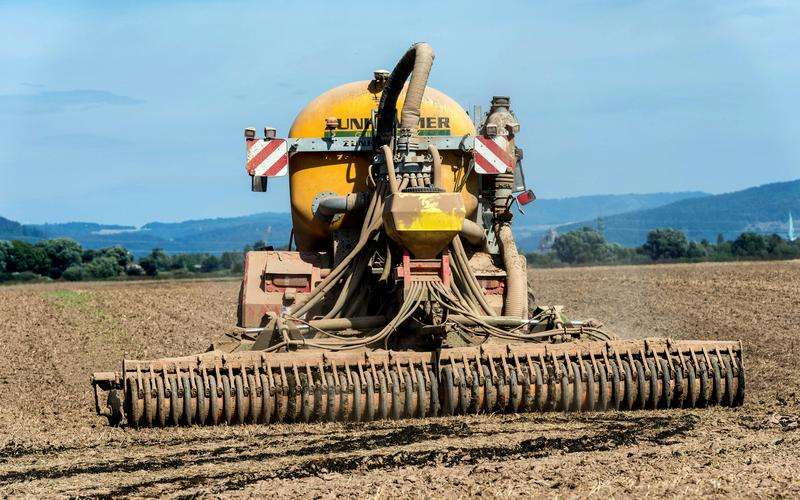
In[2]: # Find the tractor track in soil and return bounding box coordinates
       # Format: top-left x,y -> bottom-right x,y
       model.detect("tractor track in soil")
0,260 -> 798,497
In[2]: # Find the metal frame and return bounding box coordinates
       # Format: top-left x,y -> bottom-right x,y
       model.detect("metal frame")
286,135 -> 475,154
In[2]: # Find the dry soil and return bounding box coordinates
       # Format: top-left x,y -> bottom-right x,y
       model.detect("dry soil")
0,261 -> 799,498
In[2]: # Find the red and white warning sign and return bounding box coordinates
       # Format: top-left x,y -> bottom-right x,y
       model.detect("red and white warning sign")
246,138 -> 289,177
473,136 -> 515,174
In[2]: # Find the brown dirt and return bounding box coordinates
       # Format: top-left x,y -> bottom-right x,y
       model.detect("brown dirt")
0,261 -> 799,498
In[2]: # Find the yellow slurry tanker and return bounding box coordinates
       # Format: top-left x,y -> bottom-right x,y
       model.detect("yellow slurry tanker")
91,43 -> 744,427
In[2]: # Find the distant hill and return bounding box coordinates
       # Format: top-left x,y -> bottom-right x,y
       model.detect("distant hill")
5,191 -> 702,254
556,179 -> 800,246
18,213 -> 292,256
514,191 -> 709,250
0,216 -> 43,240
4,180 -> 794,254
515,191 -> 709,228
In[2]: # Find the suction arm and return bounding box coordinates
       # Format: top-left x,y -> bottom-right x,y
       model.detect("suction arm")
375,43 -> 435,148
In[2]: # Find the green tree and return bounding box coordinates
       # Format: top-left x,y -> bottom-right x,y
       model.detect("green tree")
0,240 -> 10,273
95,246 -> 133,268
641,228 -> 689,260
62,264 -> 86,281
220,251 -> 243,272
84,256 -> 122,279
686,241 -> 707,259
201,255 -> 221,273
138,248 -> 170,277
6,240 -> 49,275
552,227 -> 611,264
139,257 -> 158,276
731,232 -> 767,258
36,238 -> 83,278
764,234 -> 798,259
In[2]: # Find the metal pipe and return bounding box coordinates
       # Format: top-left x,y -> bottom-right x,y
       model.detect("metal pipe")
293,315 -> 388,333
448,315 -> 539,328
315,193 -> 363,218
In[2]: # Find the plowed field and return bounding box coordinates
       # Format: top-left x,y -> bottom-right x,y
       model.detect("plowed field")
1,261 -> 798,497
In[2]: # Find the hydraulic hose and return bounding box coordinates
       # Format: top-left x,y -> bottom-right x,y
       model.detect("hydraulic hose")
375,43 -> 435,147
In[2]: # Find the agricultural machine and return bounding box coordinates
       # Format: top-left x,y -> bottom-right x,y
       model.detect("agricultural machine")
92,43 -> 744,427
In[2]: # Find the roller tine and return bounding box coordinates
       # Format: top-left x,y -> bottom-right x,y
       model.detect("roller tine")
368,355 -> 378,383
344,360 -> 353,390
675,347 -> 687,372
537,353 -> 547,382
253,359 -> 262,391
382,360 -> 391,389
639,346 -> 651,378
626,350 -> 636,377
715,347 -> 725,376
550,352 -> 561,378
702,347 -> 713,373
613,346 -> 624,376
293,363 -> 301,391
279,363 -> 288,388
449,355 -> 460,384
501,348 -> 511,380
509,349 -> 520,378
475,353 -> 484,386
305,362 -> 314,388
394,358 -> 404,389
422,360 -> 430,386
318,360 -> 327,390
589,349 -> 599,377
462,353 -> 473,385
135,364 -> 143,395
214,363 -> 223,394
525,353 -> 534,380
727,346 -> 737,374
187,361 -> 196,404
488,355 -> 498,382
689,349 -> 700,373
331,360 -> 339,388
357,361 -> 366,387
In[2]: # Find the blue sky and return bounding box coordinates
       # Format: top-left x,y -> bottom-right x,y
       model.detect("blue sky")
1,0 -> 798,225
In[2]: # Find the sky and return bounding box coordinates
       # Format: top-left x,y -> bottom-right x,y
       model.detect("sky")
1,0 -> 799,226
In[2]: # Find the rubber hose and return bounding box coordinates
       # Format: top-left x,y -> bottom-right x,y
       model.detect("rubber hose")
375,43 -> 435,147
496,224 -> 527,319
428,145 -> 443,190
382,145 -> 399,194
452,236 -> 496,316
460,219 -> 485,246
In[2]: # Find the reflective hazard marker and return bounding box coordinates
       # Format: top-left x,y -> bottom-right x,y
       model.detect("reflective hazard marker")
473,135 -> 515,174
246,138 -> 289,177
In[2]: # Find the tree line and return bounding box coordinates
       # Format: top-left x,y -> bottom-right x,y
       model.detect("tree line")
0,238 -> 272,283
529,227 -> 800,266
2,230 -> 797,283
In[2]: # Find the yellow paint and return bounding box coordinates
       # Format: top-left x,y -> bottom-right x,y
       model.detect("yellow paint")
383,192 -> 466,258
287,80 -> 477,251
393,194 -> 464,232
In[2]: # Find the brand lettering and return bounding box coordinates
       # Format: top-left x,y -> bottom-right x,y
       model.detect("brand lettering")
334,117 -> 450,130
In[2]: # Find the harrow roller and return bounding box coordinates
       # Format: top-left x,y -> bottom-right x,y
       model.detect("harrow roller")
92,338 -> 744,427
